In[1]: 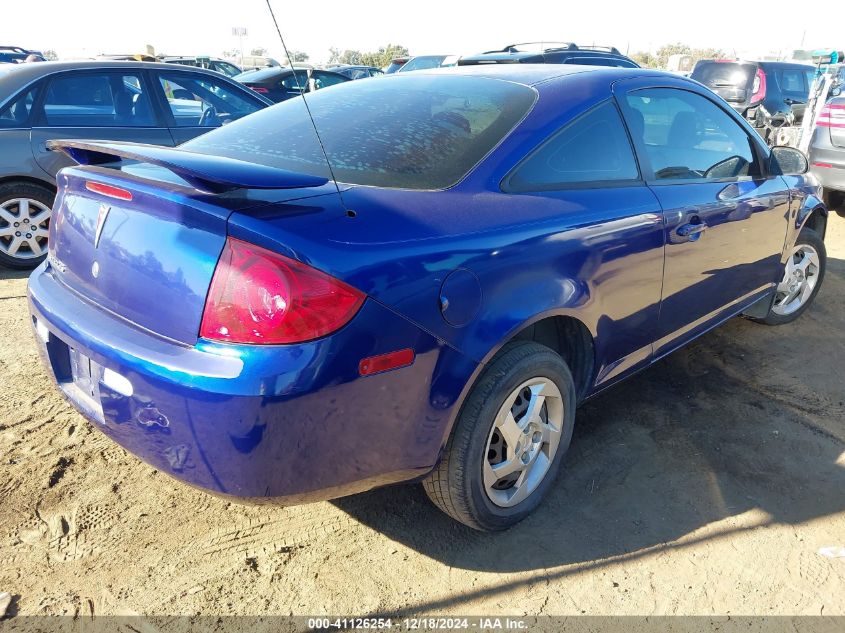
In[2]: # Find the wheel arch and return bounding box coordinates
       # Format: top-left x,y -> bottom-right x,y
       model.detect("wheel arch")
435,309 -> 597,454
0,175 -> 56,194
799,204 -> 828,239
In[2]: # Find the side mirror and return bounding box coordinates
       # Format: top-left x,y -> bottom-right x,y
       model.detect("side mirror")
769,146 -> 809,176
831,87 -> 842,97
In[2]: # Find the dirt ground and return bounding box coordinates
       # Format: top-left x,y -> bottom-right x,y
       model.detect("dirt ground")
1,220 -> 844,620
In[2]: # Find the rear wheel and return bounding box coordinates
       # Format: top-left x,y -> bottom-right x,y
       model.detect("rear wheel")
754,228 -> 826,325
822,188 -> 845,218
0,182 -> 54,269
423,341 -> 576,531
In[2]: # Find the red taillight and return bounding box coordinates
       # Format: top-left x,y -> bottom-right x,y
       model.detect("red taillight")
817,103 -> 845,128
750,68 -> 766,104
85,181 -> 133,201
200,238 -> 365,344
249,86 -> 269,93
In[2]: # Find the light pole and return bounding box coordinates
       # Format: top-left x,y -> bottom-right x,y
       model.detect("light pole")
231,27 -> 248,67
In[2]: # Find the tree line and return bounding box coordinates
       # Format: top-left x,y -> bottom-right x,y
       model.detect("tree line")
220,42 -> 726,70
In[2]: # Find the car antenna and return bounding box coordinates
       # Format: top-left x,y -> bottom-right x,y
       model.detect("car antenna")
264,0 -> 346,205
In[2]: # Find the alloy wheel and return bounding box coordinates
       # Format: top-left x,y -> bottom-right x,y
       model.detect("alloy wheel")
0,198 -> 51,260
772,243 -> 820,316
483,377 -> 564,508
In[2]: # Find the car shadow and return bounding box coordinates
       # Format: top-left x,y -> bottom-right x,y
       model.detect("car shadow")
333,256 -> 845,574
0,267 -> 32,282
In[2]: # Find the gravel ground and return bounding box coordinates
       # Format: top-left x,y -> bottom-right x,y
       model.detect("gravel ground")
1,219 -> 844,619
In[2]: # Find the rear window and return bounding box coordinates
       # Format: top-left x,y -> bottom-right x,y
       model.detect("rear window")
182,75 -> 536,190
691,62 -> 755,89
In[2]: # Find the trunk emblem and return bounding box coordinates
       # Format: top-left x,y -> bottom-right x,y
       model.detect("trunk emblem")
94,204 -> 110,249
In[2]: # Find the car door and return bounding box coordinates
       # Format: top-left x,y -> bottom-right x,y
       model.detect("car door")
152,70 -> 268,144
29,70 -> 173,178
615,81 -> 791,356
501,100 -> 666,387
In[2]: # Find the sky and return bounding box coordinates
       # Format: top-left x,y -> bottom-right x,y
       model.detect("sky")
1,0 -> 837,65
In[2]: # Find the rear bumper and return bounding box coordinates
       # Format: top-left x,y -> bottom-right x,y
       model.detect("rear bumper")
809,133 -> 845,193
28,263 -> 478,503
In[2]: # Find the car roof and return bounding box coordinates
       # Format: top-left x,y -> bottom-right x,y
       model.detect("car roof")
0,60 -> 241,107
160,56 -> 232,62
461,48 -> 630,64
409,62 -> 652,87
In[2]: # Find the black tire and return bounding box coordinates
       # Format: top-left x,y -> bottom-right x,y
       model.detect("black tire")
821,188 -> 845,218
753,227 -> 826,326
0,181 -> 54,270
422,341 -> 576,531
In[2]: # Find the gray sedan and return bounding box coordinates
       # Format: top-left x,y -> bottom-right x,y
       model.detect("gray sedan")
0,60 -> 271,268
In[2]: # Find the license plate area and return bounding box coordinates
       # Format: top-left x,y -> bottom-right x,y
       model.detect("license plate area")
62,347 -> 105,423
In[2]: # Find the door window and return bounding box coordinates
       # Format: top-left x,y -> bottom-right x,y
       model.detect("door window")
506,101 -> 639,191
280,71 -> 309,91
625,88 -> 761,181
0,85 -> 39,128
311,71 -> 347,90
42,73 -> 155,127
158,73 -> 261,127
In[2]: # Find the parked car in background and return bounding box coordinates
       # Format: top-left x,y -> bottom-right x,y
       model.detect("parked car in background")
691,60 -> 815,138
159,56 -> 242,78
97,54 -> 157,62
238,56 -> 283,72
396,55 -> 455,72
327,65 -> 383,80
458,42 -> 639,68
234,66 -> 349,102
0,46 -> 45,64
383,57 -> 409,74
30,65 -> 827,532
810,93 -> 845,217
0,60 -> 271,268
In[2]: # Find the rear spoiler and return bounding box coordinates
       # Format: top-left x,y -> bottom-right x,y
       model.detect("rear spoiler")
47,140 -> 329,194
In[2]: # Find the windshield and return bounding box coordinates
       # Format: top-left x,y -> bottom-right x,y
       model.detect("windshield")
182,75 -> 536,190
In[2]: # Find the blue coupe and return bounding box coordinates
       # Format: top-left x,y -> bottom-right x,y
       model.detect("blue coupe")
28,65 -> 828,531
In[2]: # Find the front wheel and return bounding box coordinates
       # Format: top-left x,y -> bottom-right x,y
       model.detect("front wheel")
753,227 -> 826,325
422,341 -> 576,531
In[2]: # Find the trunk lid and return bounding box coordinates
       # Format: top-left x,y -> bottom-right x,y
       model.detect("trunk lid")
46,141 -> 338,345
49,170 -> 231,344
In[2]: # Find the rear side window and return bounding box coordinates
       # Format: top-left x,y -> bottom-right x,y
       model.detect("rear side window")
777,68 -> 809,97
42,73 -> 155,127
625,88 -> 760,181
182,75 -> 536,190
505,101 -> 639,191
0,85 -> 39,128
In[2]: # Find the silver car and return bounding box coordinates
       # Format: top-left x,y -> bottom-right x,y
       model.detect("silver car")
0,60 -> 271,268
809,70 -> 845,218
